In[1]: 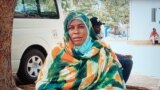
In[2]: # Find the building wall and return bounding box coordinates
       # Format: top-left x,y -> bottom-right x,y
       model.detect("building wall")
129,0 -> 160,40
107,0 -> 160,78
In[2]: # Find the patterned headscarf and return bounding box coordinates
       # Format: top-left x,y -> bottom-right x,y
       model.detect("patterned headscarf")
36,10 -> 126,90
63,10 -> 98,58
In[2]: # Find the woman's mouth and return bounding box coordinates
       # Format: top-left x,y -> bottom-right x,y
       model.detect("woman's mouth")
72,37 -> 82,41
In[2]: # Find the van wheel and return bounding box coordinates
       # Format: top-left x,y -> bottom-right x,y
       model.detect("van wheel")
17,49 -> 45,84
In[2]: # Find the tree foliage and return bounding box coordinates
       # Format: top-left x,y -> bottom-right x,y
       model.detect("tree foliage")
61,0 -> 129,26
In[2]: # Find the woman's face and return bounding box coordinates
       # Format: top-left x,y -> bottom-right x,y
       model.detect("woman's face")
68,19 -> 87,46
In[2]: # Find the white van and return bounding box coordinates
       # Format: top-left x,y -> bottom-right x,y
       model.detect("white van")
12,0 -> 64,84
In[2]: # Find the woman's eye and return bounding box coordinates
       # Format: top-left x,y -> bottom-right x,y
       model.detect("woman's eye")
78,25 -> 85,29
68,25 -> 85,32
68,27 -> 74,31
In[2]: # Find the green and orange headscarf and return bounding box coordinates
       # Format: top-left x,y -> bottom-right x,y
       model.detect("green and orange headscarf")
36,10 -> 126,90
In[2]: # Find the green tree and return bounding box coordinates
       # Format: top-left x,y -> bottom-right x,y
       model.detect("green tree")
100,0 -> 129,25
61,0 -> 129,26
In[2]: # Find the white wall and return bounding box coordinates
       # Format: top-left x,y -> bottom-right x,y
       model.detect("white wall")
129,0 -> 160,40
107,41 -> 160,78
105,0 -> 160,78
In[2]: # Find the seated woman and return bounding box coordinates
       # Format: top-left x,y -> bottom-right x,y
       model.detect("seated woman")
36,10 -> 126,90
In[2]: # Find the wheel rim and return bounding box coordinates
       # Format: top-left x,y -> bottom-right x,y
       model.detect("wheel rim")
27,56 -> 43,77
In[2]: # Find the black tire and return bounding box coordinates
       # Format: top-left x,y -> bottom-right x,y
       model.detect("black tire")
17,49 -> 45,84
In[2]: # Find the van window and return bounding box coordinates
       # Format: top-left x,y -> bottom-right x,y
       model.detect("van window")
14,0 -> 59,19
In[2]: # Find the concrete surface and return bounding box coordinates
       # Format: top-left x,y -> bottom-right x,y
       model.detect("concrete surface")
126,73 -> 160,90
15,73 -> 160,90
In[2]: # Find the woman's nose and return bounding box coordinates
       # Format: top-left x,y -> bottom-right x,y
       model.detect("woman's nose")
73,27 -> 80,33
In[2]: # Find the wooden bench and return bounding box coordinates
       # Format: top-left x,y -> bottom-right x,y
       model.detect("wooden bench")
127,40 -> 160,45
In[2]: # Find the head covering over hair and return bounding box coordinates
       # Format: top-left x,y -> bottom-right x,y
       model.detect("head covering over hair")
63,11 -> 97,55
36,10 -> 126,90
90,17 -> 102,26
64,10 -> 97,42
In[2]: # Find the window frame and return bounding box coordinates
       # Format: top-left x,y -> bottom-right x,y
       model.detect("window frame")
151,8 -> 156,22
14,0 -> 60,19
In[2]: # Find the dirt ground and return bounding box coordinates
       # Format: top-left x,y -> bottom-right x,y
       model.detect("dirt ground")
15,74 -> 150,90
17,84 -> 149,90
